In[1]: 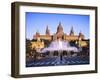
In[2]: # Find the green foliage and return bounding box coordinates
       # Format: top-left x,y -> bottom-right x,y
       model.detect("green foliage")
26,39 -> 32,54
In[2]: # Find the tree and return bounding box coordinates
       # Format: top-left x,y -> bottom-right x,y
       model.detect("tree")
26,39 -> 32,54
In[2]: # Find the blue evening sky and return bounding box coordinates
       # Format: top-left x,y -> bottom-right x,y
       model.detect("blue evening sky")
26,12 -> 90,40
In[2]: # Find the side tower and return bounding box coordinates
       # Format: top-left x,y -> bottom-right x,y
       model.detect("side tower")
70,26 -> 74,36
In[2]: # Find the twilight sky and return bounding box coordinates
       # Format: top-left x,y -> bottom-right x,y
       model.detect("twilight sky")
26,12 -> 90,40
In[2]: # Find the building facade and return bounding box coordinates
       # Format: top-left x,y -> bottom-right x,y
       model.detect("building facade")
33,22 -> 84,41
31,22 -> 87,49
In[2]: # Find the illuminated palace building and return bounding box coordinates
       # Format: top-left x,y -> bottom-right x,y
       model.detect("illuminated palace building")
31,22 -> 87,49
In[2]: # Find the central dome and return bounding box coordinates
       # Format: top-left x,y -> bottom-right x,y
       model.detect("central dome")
56,22 -> 64,39
57,22 -> 63,33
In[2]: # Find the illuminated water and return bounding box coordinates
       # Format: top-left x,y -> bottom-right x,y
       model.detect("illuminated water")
41,39 -> 78,52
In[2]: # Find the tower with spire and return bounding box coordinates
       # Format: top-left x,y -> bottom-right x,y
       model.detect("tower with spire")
78,31 -> 84,40
70,26 -> 74,36
45,25 -> 50,36
33,30 -> 40,39
36,30 -> 40,36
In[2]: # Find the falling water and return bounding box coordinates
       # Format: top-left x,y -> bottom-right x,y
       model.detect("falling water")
58,39 -> 63,49
41,39 -> 79,52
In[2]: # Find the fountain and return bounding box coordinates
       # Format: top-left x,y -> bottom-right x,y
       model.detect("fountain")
41,39 -> 79,53
40,38 -> 79,65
